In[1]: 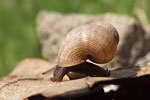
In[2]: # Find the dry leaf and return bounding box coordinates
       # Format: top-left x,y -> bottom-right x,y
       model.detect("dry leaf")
1,57 -> 150,100
29,75 -> 150,100
10,58 -> 56,76
136,65 -> 150,76
0,77 -> 112,100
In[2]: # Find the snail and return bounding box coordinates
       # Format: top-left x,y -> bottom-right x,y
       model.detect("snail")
43,22 -> 119,81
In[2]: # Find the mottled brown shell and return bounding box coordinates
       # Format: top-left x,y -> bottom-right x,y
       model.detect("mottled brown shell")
58,22 -> 119,67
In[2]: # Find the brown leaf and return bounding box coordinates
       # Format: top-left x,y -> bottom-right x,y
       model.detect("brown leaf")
136,65 -> 150,76
0,77 -> 44,100
9,58 -> 70,81
0,77 -> 112,100
1,58 -> 150,100
10,58 -> 56,76
29,75 -> 150,100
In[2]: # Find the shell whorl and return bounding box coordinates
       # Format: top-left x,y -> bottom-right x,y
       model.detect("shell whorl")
58,22 -> 119,67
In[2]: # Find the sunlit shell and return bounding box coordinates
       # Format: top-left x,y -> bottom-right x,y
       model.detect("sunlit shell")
58,22 -> 119,67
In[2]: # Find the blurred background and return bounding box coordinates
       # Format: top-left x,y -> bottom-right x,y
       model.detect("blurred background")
0,0 -> 149,77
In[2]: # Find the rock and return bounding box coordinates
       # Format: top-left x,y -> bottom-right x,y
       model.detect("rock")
36,11 -> 150,68
136,52 -> 150,65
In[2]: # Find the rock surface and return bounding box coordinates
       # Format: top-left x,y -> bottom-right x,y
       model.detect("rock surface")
36,11 -> 150,68
136,52 -> 150,65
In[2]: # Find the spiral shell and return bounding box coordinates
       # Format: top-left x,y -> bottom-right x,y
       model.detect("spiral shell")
57,22 -> 119,67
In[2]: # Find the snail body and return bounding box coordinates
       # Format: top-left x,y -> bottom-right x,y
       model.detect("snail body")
51,22 -> 119,81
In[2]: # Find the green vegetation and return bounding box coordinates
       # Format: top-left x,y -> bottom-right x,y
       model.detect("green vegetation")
0,0 -> 149,76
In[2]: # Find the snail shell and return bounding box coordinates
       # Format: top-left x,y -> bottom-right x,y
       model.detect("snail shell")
57,22 -> 119,67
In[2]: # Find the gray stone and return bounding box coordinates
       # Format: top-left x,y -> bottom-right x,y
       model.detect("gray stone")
136,52 -> 150,65
36,11 -> 150,68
